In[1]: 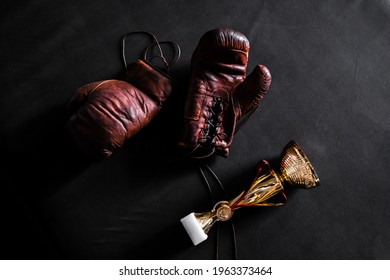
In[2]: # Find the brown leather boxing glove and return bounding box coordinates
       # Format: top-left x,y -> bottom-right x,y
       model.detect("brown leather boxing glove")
178,28 -> 271,157
66,60 -> 175,158
66,32 -> 179,158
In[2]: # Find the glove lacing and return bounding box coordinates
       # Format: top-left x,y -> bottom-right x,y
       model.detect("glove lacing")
204,96 -> 227,145
190,94 -> 228,159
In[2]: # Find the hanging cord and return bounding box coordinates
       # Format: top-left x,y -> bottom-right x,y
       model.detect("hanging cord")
121,30 -> 181,75
234,106 -> 259,134
122,30 -> 160,70
143,41 -> 181,74
121,30 -> 172,74
198,162 -> 238,260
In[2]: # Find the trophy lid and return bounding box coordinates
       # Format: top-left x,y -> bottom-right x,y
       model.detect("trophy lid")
280,140 -> 320,188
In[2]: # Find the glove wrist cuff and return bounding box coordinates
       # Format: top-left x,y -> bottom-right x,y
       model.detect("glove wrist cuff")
124,59 -> 175,107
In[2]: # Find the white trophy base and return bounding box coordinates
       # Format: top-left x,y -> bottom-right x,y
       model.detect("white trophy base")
180,212 -> 208,246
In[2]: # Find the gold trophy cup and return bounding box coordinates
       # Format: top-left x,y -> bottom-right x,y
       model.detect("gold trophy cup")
181,140 -> 320,245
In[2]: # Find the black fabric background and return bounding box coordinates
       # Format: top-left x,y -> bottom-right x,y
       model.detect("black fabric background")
1,0 -> 389,259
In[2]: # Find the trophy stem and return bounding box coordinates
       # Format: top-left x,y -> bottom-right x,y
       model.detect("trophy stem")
194,212 -> 219,235
278,172 -> 288,185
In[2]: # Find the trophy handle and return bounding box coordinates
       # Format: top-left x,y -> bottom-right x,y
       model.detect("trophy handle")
250,191 -> 287,206
229,160 -> 287,209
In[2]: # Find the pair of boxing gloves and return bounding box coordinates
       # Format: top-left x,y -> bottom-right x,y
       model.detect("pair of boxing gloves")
66,28 -> 272,159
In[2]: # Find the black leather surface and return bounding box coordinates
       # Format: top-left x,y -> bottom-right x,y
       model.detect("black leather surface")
1,0 -> 389,259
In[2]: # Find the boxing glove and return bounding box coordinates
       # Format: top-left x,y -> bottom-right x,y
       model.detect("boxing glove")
178,28 -> 272,157
66,59 -> 175,158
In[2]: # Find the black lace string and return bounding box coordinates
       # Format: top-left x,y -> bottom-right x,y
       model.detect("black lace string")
121,30 -> 181,76
190,147 -> 216,159
143,41 -> 181,74
234,106 -> 259,133
121,30 -> 161,70
198,162 -> 238,260
198,164 -> 214,206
